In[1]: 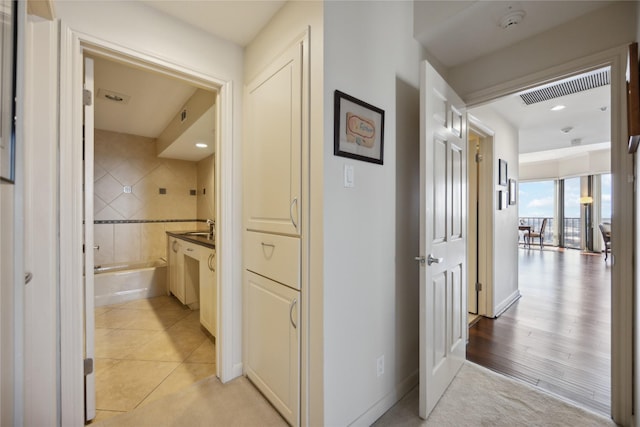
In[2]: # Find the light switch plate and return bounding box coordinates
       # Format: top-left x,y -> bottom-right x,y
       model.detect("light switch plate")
344,164 -> 354,188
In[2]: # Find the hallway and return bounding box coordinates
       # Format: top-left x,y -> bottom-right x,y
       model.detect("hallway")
467,248 -> 611,415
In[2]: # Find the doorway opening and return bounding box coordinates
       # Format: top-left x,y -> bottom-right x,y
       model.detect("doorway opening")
466,66 -> 613,415
85,53 -> 220,422
467,123 -> 493,323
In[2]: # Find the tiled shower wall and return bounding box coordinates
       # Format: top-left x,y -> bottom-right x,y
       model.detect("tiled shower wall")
93,129 -> 209,266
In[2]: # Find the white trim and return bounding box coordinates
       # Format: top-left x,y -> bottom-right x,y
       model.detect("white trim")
217,81 -> 237,383
12,2 -> 27,424
348,371 -> 418,427
493,290 -> 521,318
464,45 -> 632,425
58,26 -> 239,423
58,25 -> 85,427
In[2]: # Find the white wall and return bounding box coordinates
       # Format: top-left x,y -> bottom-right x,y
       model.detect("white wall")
468,105 -> 520,317
449,2 -> 637,100
520,149 -> 611,182
323,2 -> 424,425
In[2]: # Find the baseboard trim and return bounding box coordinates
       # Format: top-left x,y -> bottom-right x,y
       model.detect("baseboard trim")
494,290 -> 521,318
348,370 -> 419,427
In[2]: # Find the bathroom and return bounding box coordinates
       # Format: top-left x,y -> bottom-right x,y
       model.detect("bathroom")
89,55 -> 219,421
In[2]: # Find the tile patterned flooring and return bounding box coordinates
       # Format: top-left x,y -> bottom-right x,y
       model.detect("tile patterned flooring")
92,295 -> 216,423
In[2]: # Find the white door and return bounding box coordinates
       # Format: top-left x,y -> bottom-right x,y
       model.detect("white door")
245,271 -> 299,426
418,61 -> 467,418
245,40 -> 302,236
83,57 -> 96,422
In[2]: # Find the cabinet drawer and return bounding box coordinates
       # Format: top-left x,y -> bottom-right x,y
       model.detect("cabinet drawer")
245,231 -> 300,290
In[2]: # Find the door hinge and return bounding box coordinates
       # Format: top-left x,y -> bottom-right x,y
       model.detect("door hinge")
475,282 -> 482,292
84,358 -> 94,376
83,89 -> 92,106
475,153 -> 483,163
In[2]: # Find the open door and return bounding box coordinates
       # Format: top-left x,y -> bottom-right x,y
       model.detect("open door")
417,60 -> 467,418
83,56 -> 96,422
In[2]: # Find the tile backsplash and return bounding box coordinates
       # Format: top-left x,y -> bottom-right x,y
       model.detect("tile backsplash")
94,129 -> 212,265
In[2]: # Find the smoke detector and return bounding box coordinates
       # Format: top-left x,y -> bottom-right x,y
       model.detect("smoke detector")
499,8 -> 526,29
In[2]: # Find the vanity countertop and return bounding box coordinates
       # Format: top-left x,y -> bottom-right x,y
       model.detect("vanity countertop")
167,230 -> 215,250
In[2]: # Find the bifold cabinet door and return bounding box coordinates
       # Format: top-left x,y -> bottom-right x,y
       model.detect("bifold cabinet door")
199,248 -> 216,337
245,39 -> 303,236
168,238 -> 184,303
245,271 -> 299,426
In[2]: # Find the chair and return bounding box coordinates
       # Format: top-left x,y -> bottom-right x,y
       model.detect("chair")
526,218 -> 547,249
599,222 -> 611,261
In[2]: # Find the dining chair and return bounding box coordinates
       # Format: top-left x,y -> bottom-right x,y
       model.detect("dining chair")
526,218 -> 547,250
599,222 -> 611,261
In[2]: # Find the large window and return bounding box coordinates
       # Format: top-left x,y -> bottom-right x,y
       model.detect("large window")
519,180 -> 554,245
563,177 -> 581,249
601,173 -> 612,223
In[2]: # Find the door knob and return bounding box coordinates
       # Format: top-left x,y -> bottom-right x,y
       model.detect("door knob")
427,254 -> 444,265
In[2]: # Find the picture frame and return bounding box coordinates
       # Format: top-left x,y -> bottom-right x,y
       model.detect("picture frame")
334,90 -> 385,165
509,179 -> 517,205
0,0 -> 17,183
627,42 -> 640,153
498,159 -> 508,186
498,190 -> 506,210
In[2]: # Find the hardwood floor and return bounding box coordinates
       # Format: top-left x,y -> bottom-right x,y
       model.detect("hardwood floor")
467,247 -> 611,415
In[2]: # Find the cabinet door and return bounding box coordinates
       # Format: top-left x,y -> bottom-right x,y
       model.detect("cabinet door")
245,271 -> 299,426
245,39 -> 303,236
199,248 -> 216,337
182,242 -> 200,306
168,238 -> 185,303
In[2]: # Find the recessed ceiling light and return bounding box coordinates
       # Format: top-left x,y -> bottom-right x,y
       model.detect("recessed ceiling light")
551,105 -> 565,111
195,142 -> 208,148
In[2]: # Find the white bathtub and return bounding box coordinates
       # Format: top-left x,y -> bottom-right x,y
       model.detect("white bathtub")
94,259 -> 167,307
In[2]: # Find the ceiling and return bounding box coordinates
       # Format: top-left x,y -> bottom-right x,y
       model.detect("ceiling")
484,69 -> 611,163
92,56 -> 216,161
94,0 -> 615,162
413,1 -> 614,68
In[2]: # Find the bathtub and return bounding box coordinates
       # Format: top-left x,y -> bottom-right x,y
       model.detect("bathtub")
94,259 -> 167,307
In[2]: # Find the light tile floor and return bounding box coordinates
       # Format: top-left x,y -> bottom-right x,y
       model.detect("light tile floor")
92,295 -> 216,423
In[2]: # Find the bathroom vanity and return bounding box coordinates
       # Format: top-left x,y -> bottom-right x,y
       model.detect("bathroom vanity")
166,231 -> 216,337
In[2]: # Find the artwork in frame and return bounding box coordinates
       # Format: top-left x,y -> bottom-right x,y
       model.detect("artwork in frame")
0,0 -> 16,183
334,90 -> 385,165
509,179 -> 517,205
498,159 -> 508,186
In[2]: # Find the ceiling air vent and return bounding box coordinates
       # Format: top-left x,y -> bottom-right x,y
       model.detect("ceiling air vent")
519,69 -> 610,105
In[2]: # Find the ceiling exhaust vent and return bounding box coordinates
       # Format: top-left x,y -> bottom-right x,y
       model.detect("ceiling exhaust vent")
519,69 -> 610,105
97,88 -> 131,105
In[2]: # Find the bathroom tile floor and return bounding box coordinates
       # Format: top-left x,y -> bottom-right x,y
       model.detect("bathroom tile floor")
92,295 -> 216,423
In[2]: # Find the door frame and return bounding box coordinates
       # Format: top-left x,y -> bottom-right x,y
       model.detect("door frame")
58,26 -> 237,424
463,45 -> 632,425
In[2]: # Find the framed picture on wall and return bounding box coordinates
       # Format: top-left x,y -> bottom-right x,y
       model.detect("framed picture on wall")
498,159 -> 508,186
509,179 -> 517,205
334,90 -> 385,165
0,0 -> 16,183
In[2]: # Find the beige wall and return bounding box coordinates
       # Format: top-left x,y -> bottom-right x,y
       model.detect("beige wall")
197,154 -> 215,221
93,129 -> 212,265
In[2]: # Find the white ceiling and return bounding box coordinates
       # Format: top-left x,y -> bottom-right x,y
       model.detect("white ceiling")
484,70 -> 611,161
413,1 -> 614,68
93,1 -> 615,162
142,0 -> 286,47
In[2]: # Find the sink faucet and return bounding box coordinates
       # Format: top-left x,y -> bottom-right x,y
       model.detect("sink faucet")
206,219 -> 215,240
